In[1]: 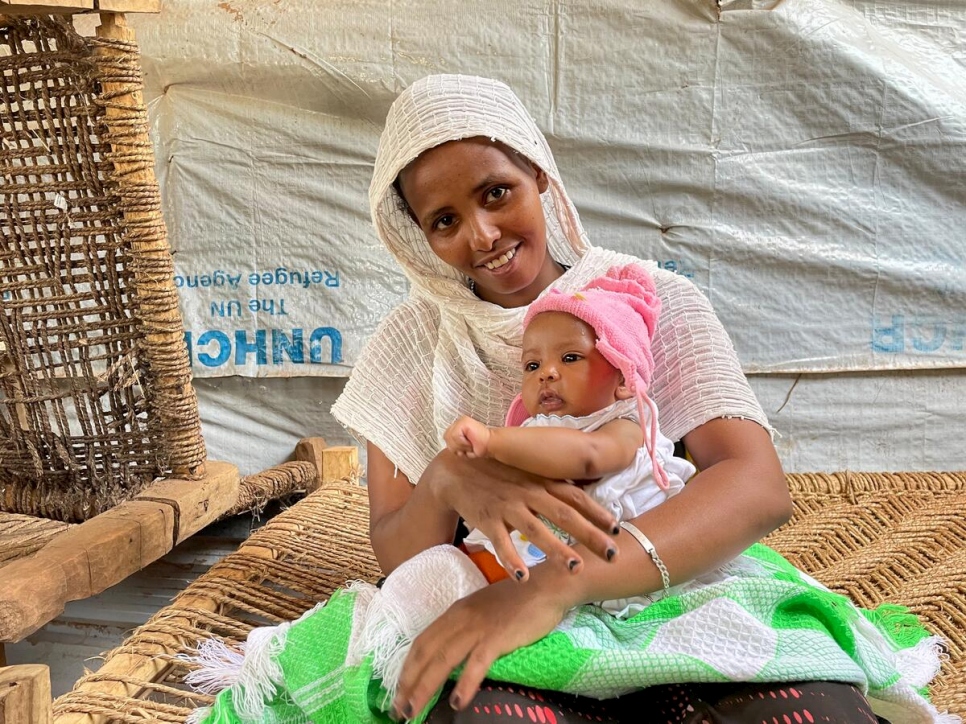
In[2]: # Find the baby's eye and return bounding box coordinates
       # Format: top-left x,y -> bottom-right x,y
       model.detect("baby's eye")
524,361 -> 539,372
562,353 -> 581,363
485,186 -> 508,203
433,214 -> 455,231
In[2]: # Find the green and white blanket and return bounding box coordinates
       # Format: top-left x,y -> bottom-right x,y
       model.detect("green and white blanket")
187,544 -> 954,724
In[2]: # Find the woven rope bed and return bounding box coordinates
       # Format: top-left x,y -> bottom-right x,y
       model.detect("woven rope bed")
50,471 -> 966,722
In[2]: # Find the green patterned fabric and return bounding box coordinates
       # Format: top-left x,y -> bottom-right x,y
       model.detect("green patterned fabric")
190,544 -> 950,724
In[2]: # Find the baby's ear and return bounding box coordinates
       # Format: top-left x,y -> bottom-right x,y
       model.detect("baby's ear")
615,377 -> 634,400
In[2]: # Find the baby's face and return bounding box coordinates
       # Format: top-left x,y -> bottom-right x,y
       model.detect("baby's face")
520,312 -> 628,418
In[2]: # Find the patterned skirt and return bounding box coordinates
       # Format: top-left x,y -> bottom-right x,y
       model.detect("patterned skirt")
427,679 -> 888,723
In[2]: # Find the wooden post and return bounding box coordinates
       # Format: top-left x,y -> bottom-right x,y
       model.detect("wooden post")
0,462 -> 239,643
294,437 -> 327,491
97,0 -> 161,10
0,1 -> 161,14
0,665 -> 53,724
0,1 -> 93,12
322,447 -> 360,486
93,12 -> 207,479
295,438 -> 360,488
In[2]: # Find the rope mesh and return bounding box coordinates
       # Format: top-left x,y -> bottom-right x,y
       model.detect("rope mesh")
0,16 -> 203,522
220,461 -> 320,519
51,473 -> 965,721
0,509 -> 72,563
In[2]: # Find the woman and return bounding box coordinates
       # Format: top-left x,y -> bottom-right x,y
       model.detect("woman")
329,75 -> 937,722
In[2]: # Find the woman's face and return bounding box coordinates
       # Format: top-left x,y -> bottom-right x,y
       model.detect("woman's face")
397,138 -> 562,308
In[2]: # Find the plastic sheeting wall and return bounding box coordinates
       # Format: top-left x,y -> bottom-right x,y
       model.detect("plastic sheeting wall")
126,0 -> 965,474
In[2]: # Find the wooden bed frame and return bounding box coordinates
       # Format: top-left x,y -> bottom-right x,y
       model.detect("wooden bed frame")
29,469 -> 966,723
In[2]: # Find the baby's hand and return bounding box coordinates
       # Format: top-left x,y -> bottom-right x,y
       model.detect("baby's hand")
444,416 -> 491,459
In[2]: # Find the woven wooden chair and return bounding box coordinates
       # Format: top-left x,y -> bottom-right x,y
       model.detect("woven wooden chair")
24,470 -> 960,722
0,3 -> 242,655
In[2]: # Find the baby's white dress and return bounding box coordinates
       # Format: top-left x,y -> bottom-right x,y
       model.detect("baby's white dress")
462,398 -> 696,616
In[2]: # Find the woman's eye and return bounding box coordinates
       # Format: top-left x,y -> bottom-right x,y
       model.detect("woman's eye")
432,214 -> 455,231
486,186 -> 508,203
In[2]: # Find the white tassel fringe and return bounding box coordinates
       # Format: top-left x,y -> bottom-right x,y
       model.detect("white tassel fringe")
895,636 -> 945,690
184,706 -> 210,724
183,638 -> 246,695
232,624 -> 289,720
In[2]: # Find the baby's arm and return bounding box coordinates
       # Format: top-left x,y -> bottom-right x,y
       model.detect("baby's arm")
444,416 -> 643,480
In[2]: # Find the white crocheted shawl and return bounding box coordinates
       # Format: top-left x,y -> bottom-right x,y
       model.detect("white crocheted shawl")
331,75 -> 769,484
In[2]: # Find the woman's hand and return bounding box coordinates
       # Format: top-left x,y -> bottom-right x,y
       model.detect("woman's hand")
425,450 -> 619,580
391,573 -> 570,719
367,444 -> 617,577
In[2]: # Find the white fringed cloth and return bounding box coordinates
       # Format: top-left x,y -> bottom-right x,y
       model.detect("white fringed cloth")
332,75 -> 771,484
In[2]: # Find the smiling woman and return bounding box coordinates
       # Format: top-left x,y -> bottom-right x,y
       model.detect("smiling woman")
327,75 -> 953,722
397,138 -> 565,308
179,74 -> 954,724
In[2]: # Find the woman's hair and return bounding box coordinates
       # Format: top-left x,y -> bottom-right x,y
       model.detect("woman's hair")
391,177 -> 415,223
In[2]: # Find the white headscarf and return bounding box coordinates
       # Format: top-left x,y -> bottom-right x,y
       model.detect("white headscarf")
332,75 -> 769,484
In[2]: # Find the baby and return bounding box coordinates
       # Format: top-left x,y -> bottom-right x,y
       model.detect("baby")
445,264 -> 696,610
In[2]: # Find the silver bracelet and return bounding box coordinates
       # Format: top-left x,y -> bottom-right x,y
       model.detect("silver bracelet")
619,521 -> 671,592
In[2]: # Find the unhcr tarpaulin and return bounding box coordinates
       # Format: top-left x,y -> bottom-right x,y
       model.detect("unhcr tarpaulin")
125,0 -> 965,472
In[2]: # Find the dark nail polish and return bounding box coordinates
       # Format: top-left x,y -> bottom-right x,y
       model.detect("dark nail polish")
515,569 -> 524,580
568,558 -> 578,571
449,693 -> 462,710
612,523 -> 621,535
606,547 -> 616,561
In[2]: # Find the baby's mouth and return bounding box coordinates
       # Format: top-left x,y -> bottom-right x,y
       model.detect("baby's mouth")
539,391 -> 564,410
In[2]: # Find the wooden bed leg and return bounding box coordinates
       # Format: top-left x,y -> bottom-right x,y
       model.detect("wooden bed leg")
295,438 -> 359,489
0,665 -> 53,724
295,437 -> 328,491
321,447 -> 360,487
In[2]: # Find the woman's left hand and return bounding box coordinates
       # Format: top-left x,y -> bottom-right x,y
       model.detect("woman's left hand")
391,573 -> 569,719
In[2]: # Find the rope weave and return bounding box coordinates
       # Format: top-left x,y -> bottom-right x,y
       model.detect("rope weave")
51,473 -> 965,720
54,481 -> 378,720
766,472 -> 966,714
0,16 -> 204,522
0,510 -> 72,564
219,461 -> 320,519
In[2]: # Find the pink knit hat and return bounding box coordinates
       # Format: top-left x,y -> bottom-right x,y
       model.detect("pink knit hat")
505,263 -> 670,489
